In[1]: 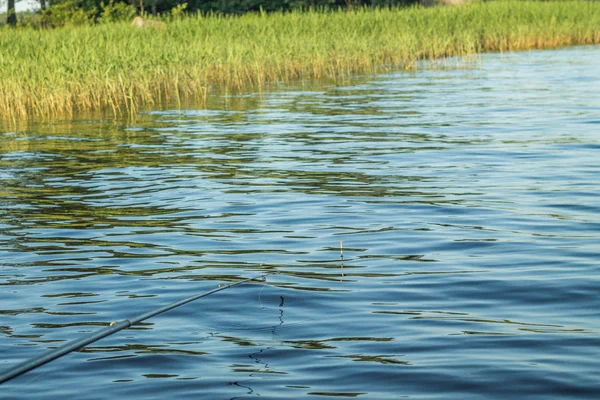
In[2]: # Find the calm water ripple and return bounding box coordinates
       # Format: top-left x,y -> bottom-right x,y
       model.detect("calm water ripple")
1,46 -> 600,399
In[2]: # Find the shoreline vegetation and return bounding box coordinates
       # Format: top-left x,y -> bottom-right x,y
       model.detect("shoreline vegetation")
1,1 -> 600,123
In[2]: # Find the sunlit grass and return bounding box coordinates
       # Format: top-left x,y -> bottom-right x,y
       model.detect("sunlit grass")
1,0 -> 599,122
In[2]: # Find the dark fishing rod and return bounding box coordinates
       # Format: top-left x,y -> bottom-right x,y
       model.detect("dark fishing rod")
0,271 -> 274,384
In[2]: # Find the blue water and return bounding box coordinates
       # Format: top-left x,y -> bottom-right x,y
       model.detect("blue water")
1,45 -> 599,399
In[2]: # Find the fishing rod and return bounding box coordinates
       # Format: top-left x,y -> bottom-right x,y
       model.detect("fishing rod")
0,271 -> 275,384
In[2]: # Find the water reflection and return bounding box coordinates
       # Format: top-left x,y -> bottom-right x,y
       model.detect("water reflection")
2,46 -> 600,399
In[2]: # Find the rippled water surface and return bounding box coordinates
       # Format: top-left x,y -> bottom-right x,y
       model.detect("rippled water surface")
2,46 -> 600,399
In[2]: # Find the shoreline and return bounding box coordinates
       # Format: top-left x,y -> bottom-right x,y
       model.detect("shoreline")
1,1 -> 599,123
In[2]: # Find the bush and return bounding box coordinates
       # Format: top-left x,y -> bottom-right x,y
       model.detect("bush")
99,0 -> 136,23
169,2 -> 188,20
39,0 -> 96,27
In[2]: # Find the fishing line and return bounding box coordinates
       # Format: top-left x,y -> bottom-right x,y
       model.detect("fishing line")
257,280 -> 267,309
0,271 -> 277,385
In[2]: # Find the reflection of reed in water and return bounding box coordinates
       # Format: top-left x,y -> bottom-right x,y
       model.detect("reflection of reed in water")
227,295 -> 285,394
274,296 -> 284,336
251,295 -> 284,361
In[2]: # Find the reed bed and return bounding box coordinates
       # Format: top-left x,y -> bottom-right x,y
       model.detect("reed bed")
1,0 -> 599,122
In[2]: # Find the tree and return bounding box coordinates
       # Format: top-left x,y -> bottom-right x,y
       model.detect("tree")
7,0 -> 18,25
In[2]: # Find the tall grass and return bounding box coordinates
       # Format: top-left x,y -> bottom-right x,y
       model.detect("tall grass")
1,1 -> 599,122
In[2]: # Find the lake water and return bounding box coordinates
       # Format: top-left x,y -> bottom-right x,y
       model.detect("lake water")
1,45 -> 599,399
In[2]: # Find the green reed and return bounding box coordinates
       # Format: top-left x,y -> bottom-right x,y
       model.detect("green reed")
1,0 -> 599,122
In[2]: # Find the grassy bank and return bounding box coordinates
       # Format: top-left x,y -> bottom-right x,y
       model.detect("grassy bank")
1,0 -> 599,122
